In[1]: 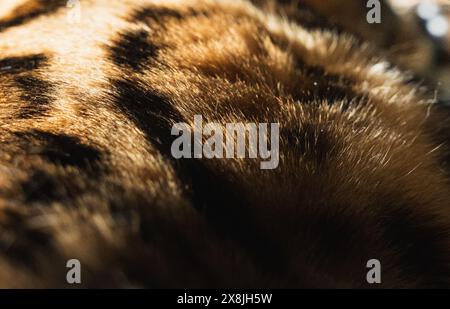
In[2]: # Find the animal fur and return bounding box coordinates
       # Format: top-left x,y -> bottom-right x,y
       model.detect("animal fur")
0,0 -> 449,288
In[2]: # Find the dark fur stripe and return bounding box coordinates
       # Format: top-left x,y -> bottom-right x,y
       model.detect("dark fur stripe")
111,79 -> 289,275
20,169 -> 66,203
111,79 -> 183,154
0,54 -> 47,74
265,34 -> 362,106
0,0 -> 67,33
110,30 -> 159,72
252,0 -> 344,33
0,207 -> 52,268
0,54 -> 53,118
14,130 -> 103,170
9,131 -> 104,204
14,75 -> 54,118
131,5 -> 208,24
295,62 -> 362,106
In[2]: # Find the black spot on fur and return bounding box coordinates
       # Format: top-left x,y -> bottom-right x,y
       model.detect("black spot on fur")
14,130 -> 102,170
0,0 -> 67,33
0,54 -> 47,74
110,30 -> 159,72
14,75 -> 54,118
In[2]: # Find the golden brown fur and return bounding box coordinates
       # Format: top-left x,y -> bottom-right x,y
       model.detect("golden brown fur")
0,0 -> 449,288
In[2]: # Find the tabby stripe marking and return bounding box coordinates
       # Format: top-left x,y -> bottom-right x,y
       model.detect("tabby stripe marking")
14,130 -> 103,170
0,54 -> 47,74
0,54 -> 52,118
110,30 -> 159,72
130,5 -> 208,24
14,75 -> 54,119
0,0 -> 67,33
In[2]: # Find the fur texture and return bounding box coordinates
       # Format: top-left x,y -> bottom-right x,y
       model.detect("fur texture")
0,0 -> 449,288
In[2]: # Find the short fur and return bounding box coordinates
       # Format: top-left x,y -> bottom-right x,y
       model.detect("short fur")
0,0 -> 449,288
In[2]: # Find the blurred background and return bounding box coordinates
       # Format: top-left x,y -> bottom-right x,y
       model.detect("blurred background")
388,0 -> 449,104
